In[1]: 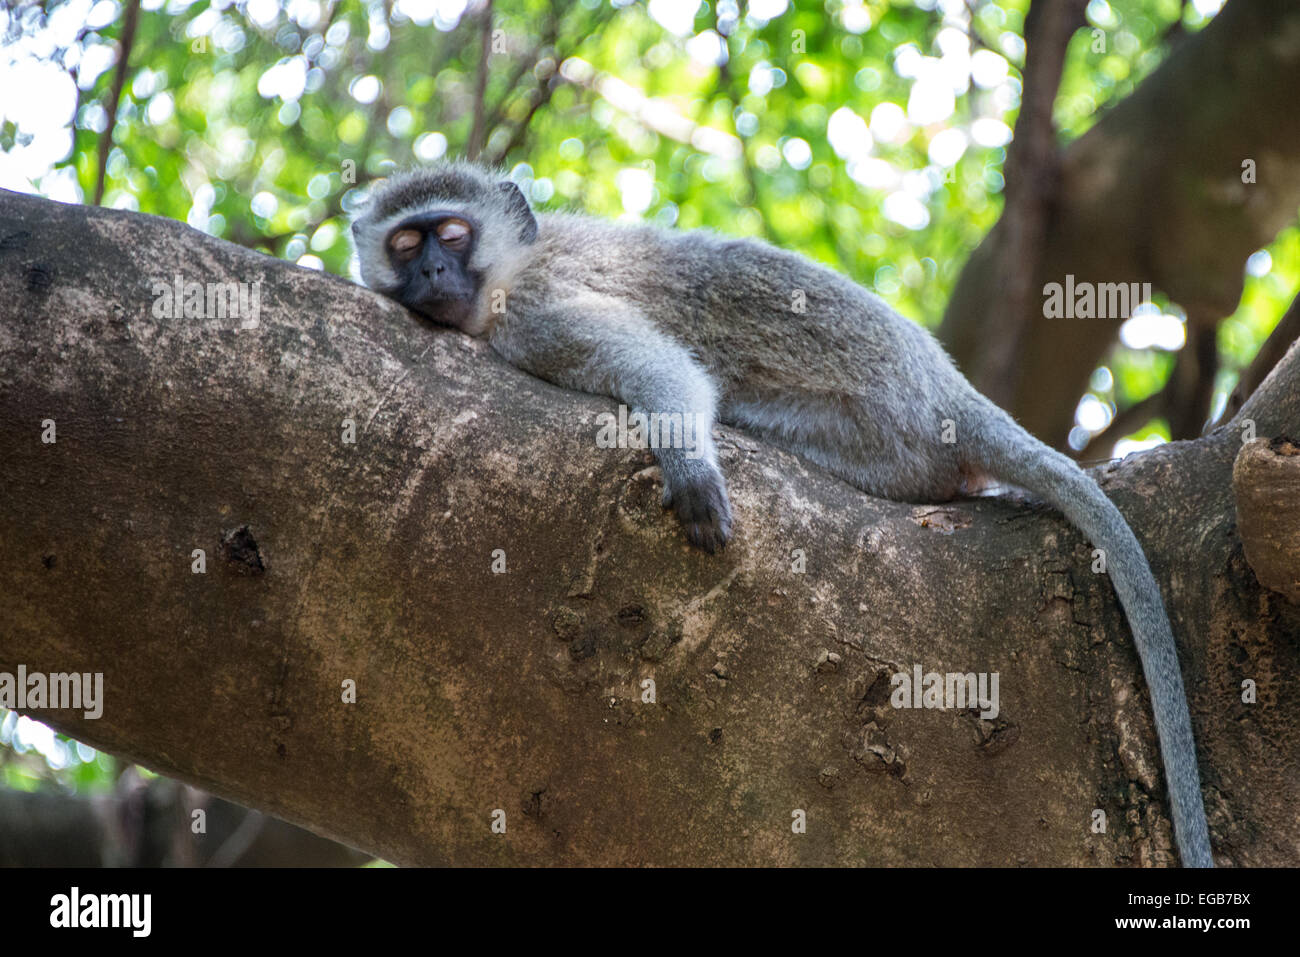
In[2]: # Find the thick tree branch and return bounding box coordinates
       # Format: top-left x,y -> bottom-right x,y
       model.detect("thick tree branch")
1,193 -> 1297,866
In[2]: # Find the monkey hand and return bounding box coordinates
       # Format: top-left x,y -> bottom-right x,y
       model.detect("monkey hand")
663,464 -> 733,554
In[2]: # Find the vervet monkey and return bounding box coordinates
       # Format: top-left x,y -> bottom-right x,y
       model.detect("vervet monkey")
350,161 -> 1212,868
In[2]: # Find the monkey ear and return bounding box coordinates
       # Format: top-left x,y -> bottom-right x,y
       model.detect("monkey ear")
498,181 -> 539,245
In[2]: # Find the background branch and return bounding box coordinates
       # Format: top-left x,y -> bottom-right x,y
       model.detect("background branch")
970,0 -> 1087,406
1221,289 -> 1300,423
92,0 -> 141,206
466,0 -> 495,161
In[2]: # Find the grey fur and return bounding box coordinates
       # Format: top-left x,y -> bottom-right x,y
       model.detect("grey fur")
351,160 -> 1213,867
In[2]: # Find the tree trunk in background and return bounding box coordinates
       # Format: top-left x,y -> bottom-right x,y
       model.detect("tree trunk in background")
0,776 -> 369,867
1,192 -> 1297,866
940,0 -> 1300,447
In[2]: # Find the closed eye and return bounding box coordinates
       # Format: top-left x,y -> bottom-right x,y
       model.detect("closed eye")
389,228 -> 422,257
437,218 -> 471,247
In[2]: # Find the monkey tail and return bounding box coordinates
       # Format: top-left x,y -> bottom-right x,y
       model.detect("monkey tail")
965,405 -> 1213,868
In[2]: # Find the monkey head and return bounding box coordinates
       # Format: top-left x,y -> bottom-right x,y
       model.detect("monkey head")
350,161 -> 539,336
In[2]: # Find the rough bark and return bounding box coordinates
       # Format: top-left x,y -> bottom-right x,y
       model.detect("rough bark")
941,0 -> 1300,446
1233,436 -> 1300,604
1,191 -> 1297,867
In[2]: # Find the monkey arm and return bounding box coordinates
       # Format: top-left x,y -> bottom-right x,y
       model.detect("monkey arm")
488,295 -> 732,551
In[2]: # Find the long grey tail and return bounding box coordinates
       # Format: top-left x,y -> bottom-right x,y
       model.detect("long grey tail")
966,404 -> 1212,867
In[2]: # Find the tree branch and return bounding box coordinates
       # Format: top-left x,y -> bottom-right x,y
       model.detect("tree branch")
481,18 -> 562,137
970,0 -> 1087,406
1167,316 -> 1219,440
1221,288 -> 1300,423
466,0 -> 495,161
93,0 -> 141,206
481,1 -> 614,166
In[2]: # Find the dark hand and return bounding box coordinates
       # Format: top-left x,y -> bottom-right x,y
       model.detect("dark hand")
664,465 -> 733,553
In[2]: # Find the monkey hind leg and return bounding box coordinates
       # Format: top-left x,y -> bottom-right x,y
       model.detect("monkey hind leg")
722,392 -> 968,503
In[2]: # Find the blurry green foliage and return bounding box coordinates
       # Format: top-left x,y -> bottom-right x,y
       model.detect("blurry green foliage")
1,708 -> 121,792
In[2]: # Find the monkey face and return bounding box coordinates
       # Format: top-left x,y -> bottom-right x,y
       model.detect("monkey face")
351,165 -> 542,339
382,211 -> 483,330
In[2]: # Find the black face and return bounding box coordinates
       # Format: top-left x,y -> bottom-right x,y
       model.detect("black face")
383,210 -> 482,327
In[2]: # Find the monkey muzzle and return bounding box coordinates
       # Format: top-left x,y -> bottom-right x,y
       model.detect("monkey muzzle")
401,243 -> 478,327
